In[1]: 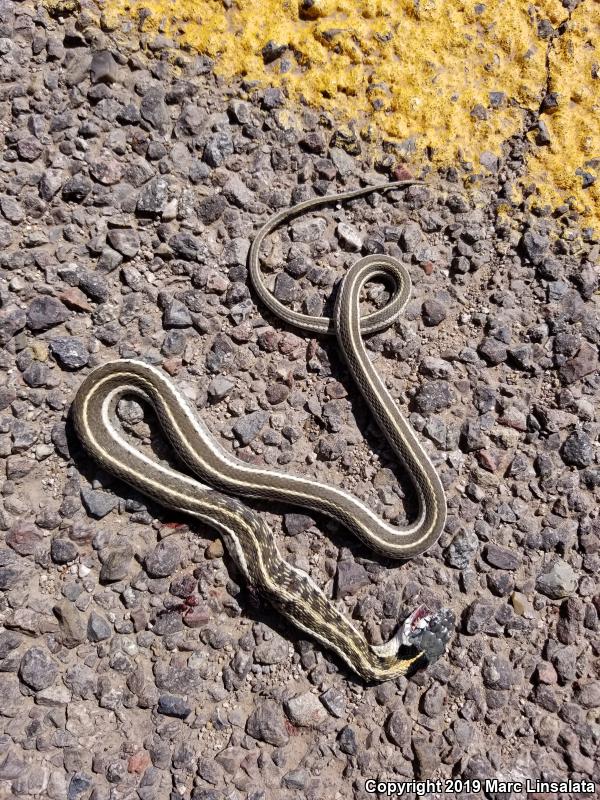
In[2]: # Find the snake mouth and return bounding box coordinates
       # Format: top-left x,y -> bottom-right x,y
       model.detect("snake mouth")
399,605 -> 455,665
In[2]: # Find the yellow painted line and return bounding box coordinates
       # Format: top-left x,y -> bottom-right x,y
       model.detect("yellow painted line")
104,0 -> 598,229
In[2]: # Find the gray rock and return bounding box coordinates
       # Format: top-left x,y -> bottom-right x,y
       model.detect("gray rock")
273,273 -> 301,304
262,87 -> 285,109
0,631 -> 22,660
207,376 -> 234,403
8,407 -> 33,445
223,175 -> 254,207
317,434 -> 347,461
78,271 -> 110,302
97,247 -> 124,272
50,538 -> 78,564
484,543 -> 519,571
0,222 -> 11,247
53,601 -> 86,648
0,565 -> 22,591
335,559 -> 369,598
206,333 -> 235,373
338,725 -> 358,756
482,655 -> 514,689
282,768 -> 311,790
385,709 -> 411,746
536,560 -> 578,599
162,329 -> 186,356
137,177 -> 169,215
285,692 -> 329,730
561,430 -> 594,467
229,298 -> 254,324
116,102 -> 140,125
157,694 -> 191,718
480,151 -> 499,171
176,104 -> 204,136
81,487 -> 118,518
17,136 -> 42,165
62,174 -> 92,203
68,773 -> 92,800
140,87 -> 170,131
197,193 -> 227,224
413,738 -> 438,778
422,684 -> 446,716
228,99 -> 252,124
304,292 -> 324,316
203,131 -> 234,167
320,687 -> 346,718
19,647 -> 58,691
107,228 -> 140,258
1,195 -> 25,223
414,381 -> 454,413
284,513 -> 315,536
464,600 -> 495,634
0,304 -> 26,344
422,299 -> 447,326
17,411 -> 41,452
559,342 -> 598,385
445,530 -> 479,568
90,50 -> 118,84
50,337 -> 89,369
27,296 -> 70,332
6,456 -> 34,480
0,385 -> 16,410
169,232 -> 201,260
232,411 -> 269,446
163,299 -> 192,328
460,419 -> 488,451
254,634 -> 288,665
51,423 -> 70,459
521,230 -> 549,265
87,611 -> 112,642
400,221 -> 423,251
246,700 -> 289,746
478,337 -> 508,365
336,222 -> 363,251
39,168 -> 64,200
22,362 -> 50,388
99,546 -> 133,582
214,746 -> 244,776
89,155 -> 122,186
575,681 -> 600,709
291,217 -> 327,243
145,540 -> 181,578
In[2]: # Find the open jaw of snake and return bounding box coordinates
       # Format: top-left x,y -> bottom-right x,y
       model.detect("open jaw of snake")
72,181 -> 455,680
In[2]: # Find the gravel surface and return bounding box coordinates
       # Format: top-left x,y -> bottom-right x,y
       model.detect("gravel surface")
0,2 -> 599,799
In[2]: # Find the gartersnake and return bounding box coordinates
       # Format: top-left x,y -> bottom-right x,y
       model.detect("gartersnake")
73,180 -> 454,681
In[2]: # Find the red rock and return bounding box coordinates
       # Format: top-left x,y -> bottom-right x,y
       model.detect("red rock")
6,521 -> 43,555
162,358 -> 181,376
128,752 -> 151,774
476,449 -> 501,472
58,287 -> 93,312
183,604 -> 211,628
535,662 -> 558,685
393,164 -> 415,181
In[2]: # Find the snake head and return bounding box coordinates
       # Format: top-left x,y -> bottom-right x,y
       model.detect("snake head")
369,604 -> 455,677
398,605 -> 455,668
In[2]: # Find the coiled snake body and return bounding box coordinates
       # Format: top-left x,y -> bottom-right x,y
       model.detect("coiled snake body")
73,180 -> 454,681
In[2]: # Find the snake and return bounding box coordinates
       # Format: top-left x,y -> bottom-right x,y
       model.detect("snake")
72,179 -> 454,682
